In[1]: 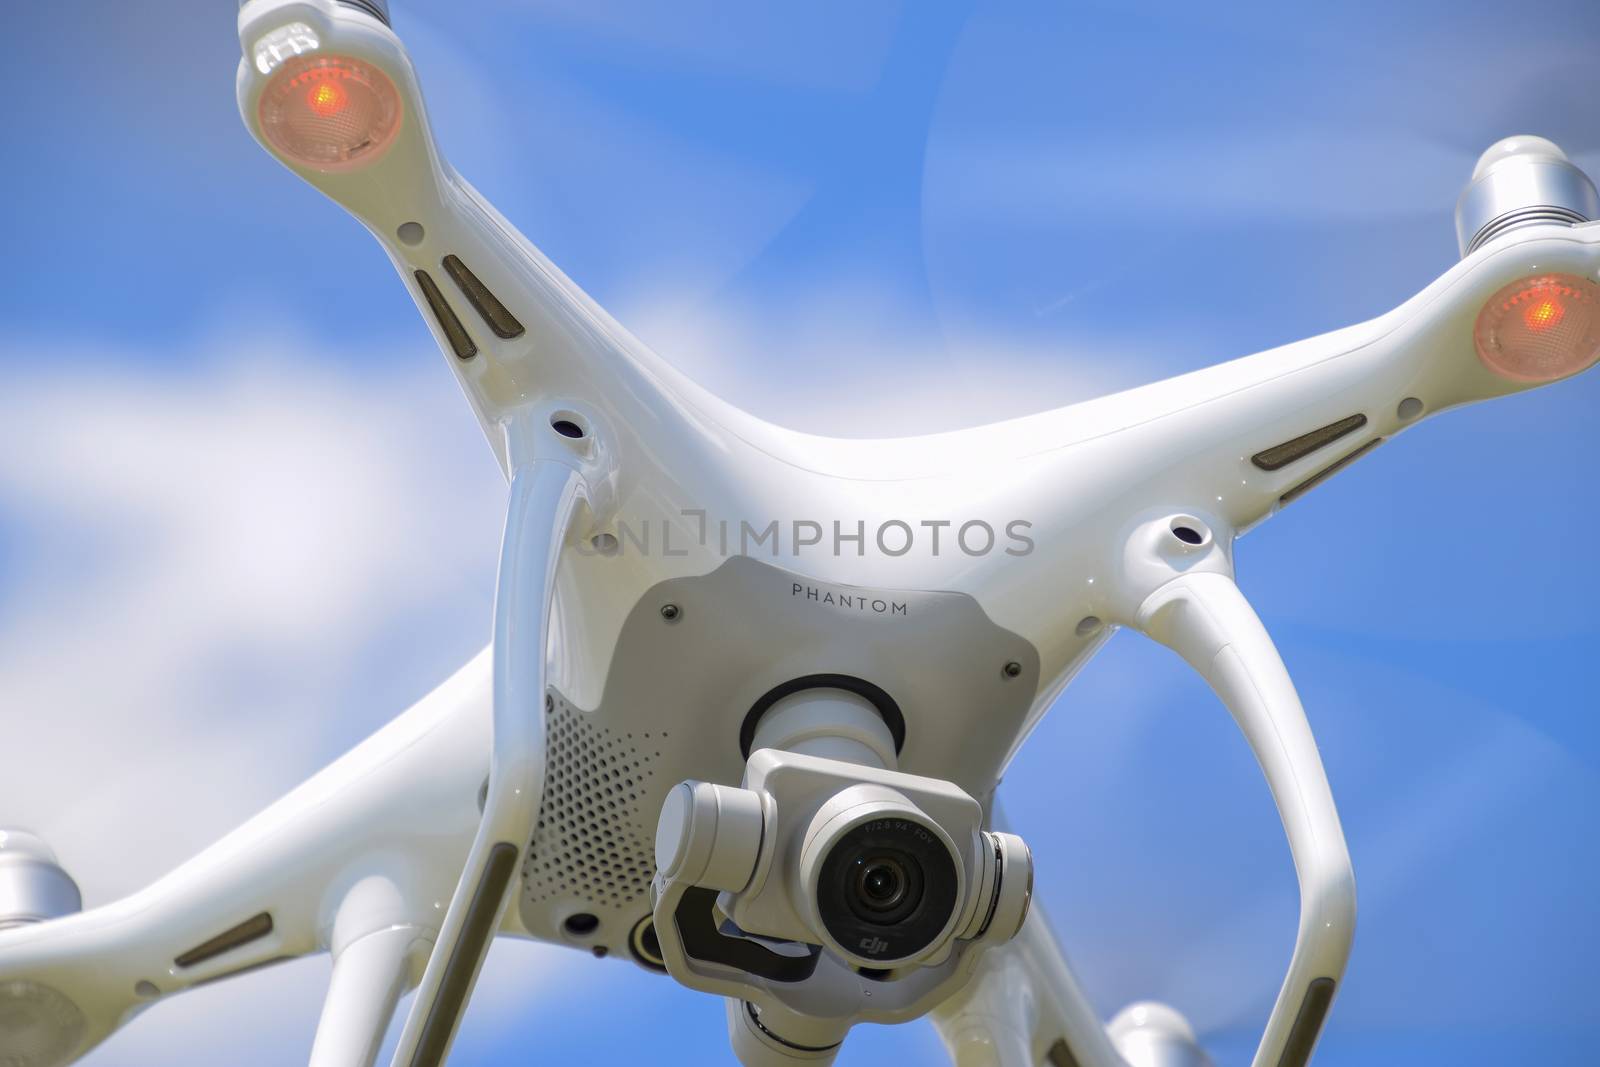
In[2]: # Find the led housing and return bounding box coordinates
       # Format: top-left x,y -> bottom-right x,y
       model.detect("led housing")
258,54 -> 402,172
1473,273 -> 1600,383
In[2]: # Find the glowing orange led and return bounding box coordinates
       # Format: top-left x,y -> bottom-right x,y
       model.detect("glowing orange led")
1523,296 -> 1564,332
307,79 -> 348,117
1474,273 -> 1600,383
260,54 -> 402,172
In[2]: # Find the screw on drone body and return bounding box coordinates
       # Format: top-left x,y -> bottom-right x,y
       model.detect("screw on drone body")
1002,661 -> 1022,679
660,603 -> 682,622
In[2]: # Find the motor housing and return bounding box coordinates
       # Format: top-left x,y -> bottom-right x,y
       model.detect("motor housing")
0,829 -> 81,930
1456,135 -> 1599,257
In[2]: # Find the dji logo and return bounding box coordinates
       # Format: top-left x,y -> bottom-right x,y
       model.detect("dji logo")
858,936 -> 890,955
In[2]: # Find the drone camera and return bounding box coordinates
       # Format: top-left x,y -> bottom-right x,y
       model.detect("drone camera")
797,781 -> 1029,968
654,742 -> 1033,987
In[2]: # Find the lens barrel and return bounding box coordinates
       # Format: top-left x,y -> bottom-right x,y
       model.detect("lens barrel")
814,816 -> 959,964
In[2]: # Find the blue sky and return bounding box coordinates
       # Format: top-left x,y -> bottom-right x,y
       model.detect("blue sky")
2,1 -> 1598,1064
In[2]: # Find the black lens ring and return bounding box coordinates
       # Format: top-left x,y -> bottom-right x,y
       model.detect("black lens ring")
815,816 -> 958,962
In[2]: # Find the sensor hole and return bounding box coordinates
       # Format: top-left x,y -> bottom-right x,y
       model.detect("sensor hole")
1397,396 -> 1424,421
1166,515 -> 1213,550
563,913 -> 600,937
396,221 -> 425,246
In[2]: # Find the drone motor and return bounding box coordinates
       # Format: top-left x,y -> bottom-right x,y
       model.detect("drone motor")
0,829 -> 80,932
0,830 -> 85,1067
1455,134 -> 1599,256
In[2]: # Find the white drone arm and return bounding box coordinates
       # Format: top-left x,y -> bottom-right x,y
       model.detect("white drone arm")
0,653 -> 492,1066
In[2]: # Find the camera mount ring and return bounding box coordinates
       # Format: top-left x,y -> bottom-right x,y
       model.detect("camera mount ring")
739,675 -> 906,760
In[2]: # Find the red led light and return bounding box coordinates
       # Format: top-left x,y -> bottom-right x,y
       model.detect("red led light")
1523,296 -> 1564,332
1474,273 -> 1600,383
258,55 -> 402,172
306,78 -> 348,117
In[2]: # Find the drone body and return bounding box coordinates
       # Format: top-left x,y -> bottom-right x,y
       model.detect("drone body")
2,2 -> 1599,1066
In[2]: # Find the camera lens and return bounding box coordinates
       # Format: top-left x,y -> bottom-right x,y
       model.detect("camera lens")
858,859 -> 905,910
846,850 -> 922,926
815,817 -> 958,963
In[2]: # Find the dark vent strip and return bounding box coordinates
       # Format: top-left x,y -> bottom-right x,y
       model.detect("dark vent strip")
175,912 -> 274,969
1046,1038 -> 1084,1067
442,255 -> 525,339
193,955 -> 294,988
411,843 -> 519,1067
1276,977 -> 1337,1067
415,270 -> 477,361
1280,438 -> 1383,505
1252,414 -> 1368,472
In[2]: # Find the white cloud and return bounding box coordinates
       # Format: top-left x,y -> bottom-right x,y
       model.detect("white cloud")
0,338 -> 601,1063
624,279 -> 1147,438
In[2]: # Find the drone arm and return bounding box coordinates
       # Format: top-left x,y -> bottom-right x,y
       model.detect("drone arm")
0,653 -> 491,1066
931,903 -> 1132,1067
1136,570 -> 1355,1067
388,417 -> 585,1067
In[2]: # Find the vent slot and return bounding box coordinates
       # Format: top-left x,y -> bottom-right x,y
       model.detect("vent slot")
1046,1038 -> 1083,1067
1276,977 -> 1337,1067
193,955 -> 293,988
415,270 -> 477,360
1252,414 -> 1367,472
1280,439 -> 1383,505
175,912 -> 273,969
442,255 -> 525,339
410,843 -> 519,1067
524,694 -> 661,910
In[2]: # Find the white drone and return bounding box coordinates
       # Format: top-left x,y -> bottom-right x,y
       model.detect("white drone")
4,2 -> 1598,1066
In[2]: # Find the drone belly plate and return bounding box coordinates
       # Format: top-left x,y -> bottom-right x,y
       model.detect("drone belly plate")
517,553 -> 1043,961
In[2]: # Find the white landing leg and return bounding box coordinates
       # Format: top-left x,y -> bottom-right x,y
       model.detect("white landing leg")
389,413 -> 587,1067
311,924 -> 429,1067
931,904 -> 1131,1067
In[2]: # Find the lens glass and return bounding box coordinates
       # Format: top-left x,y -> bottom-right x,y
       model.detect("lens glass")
846,849 -> 923,927
858,859 -> 905,909
816,817 -> 958,963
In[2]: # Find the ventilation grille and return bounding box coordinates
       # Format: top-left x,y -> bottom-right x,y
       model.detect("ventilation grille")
524,694 -> 663,909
